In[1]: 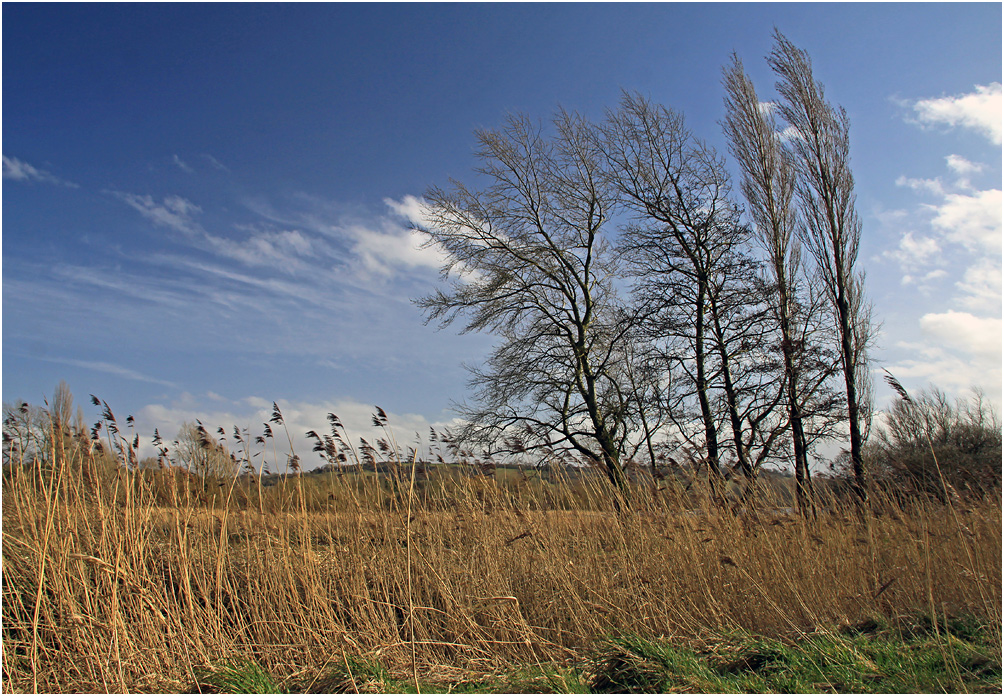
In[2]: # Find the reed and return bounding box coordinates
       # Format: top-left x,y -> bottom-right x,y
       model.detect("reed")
2,404 -> 1000,693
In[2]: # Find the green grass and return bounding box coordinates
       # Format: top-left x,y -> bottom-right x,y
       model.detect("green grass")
195,659 -> 284,694
193,615 -> 1000,694
590,616 -> 1001,694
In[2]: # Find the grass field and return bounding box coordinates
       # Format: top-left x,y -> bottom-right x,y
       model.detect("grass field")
2,424 -> 1000,693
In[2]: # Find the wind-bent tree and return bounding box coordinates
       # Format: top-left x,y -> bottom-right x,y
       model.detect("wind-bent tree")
768,31 -> 874,501
415,111 -> 634,497
704,246 -> 791,483
722,53 -> 816,510
600,92 -> 755,494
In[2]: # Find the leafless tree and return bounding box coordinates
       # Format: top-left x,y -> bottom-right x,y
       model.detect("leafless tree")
414,111 -> 634,499
600,92 -> 763,496
175,421 -> 238,481
722,52 -> 818,511
768,30 -> 874,501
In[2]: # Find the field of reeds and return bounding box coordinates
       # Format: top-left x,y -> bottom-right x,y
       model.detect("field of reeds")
2,409 -> 1001,693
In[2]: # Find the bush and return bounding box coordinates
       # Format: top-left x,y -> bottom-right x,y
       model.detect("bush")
870,387 -> 1001,498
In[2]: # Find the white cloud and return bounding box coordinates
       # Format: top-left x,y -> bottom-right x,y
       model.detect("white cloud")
928,187 -> 1002,254
885,344 -> 1001,408
882,91 -> 1004,413
955,259 -> 1002,313
173,154 -> 194,173
893,158 -> 1002,263
919,311 -> 1002,359
945,154 -> 983,178
777,124 -> 802,143
384,194 -> 430,228
900,268 -> 947,287
911,82 -> 1002,145
347,223 -> 443,276
3,155 -> 79,187
884,230 -> 941,272
110,191 -> 204,236
896,174 -> 945,196
757,100 -> 778,117
886,312 -> 1003,411
323,196 -> 447,277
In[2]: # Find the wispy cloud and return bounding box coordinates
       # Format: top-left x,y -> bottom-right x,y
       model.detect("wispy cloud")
5,186 -> 483,424
204,225 -> 325,273
109,188 -> 441,281
201,154 -> 230,172
109,191 -> 204,236
172,154 -> 195,173
263,193 -> 445,278
3,155 -> 79,187
909,82 -> 1002,145
38,357 -> 178,388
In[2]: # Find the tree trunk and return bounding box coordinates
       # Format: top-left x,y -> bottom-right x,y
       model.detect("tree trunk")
694,281 -> 722,497
778,285 -> 814,515
836,289 -> 866,502
709,291 -> 753,481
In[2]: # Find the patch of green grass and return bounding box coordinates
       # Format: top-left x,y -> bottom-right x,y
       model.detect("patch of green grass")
589,620 -> 1002,694
302,655 -> 399,693
195,658 -> 284,694
589,634 -> 733,693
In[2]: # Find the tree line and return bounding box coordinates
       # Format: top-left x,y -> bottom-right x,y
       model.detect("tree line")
415,31 -> 877,510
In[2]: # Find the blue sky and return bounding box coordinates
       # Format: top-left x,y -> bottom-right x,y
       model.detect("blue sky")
3,3 -> 1001,467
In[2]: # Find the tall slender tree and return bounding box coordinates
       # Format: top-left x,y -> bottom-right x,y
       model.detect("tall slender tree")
722,52 -> 815,511
768,31 -> 874,501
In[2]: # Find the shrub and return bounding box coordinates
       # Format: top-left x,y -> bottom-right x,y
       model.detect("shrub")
870,387 -> 1001,498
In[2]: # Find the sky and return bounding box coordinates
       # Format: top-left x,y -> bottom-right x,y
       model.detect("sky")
3,3 -> 1001,469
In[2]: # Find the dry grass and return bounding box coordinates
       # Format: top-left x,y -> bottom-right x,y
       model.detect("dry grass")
2,430 -> 1000,693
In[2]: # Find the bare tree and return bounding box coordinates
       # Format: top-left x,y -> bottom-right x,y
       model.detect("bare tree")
722,53 -> 817,511
768,30 -> 874,501
600,92 -> 754,496
175,421 -> 238,481
414,111 -> 634,499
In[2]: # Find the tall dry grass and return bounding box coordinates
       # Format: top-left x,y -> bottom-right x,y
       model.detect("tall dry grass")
2,413 -> 1000,693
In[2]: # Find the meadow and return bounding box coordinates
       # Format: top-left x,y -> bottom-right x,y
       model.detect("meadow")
2,411 -> 1000,693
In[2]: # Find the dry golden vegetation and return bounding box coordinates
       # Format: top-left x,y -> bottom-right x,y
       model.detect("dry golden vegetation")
2,410 -> 1001,693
